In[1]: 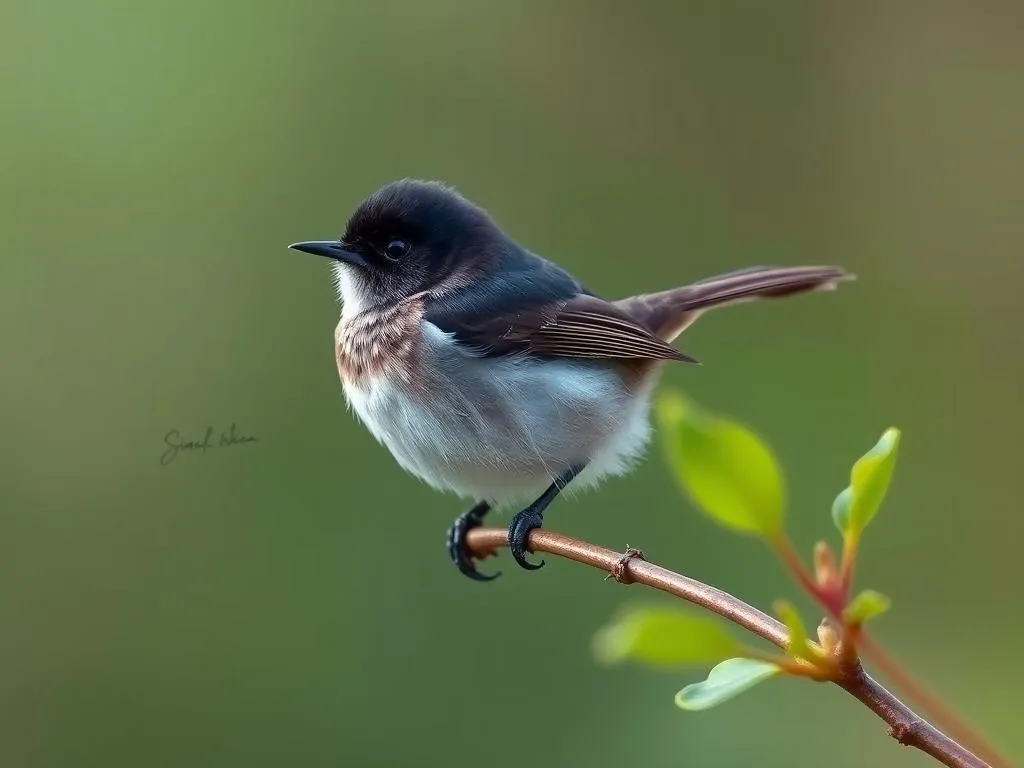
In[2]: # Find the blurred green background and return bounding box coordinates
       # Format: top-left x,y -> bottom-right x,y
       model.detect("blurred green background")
3,1 -> 1022,766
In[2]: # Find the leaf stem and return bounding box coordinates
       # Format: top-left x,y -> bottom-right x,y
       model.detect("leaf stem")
839,535 -> 858,594
772,535 -> 845,616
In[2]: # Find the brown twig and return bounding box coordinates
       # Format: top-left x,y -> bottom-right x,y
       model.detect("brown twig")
464,527 -> 994,768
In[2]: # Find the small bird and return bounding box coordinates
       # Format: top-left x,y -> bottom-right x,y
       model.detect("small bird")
290,180 -> 852,581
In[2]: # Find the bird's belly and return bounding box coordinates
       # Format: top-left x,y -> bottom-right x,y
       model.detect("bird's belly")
342,357 -> 657,506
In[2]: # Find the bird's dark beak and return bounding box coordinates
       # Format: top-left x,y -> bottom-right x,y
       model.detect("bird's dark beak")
288,240 -> 368,269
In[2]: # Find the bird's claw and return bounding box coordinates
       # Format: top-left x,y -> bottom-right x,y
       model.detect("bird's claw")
447,502 -> 500,582
508,507 -> 545,571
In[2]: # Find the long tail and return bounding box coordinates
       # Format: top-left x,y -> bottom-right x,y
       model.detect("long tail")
615,266 -> 853,342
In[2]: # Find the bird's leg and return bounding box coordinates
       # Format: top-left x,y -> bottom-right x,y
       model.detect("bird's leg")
447,500 -> 499,582
508,464 -> 587,571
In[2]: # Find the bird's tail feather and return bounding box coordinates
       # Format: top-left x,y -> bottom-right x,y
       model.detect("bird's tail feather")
615,266 -> 853,342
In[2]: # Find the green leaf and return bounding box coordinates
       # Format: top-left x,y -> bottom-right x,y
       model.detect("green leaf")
657,392 -> 786,537
843,590 -> 892,625
593,606 -> 740,669
774,600 -> 812,660
833,428 -> 901,541
831,486 -> 853,535
675,658 -> 782,711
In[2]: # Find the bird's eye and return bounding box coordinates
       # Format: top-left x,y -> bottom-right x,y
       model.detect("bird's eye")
384,240 -> 410,261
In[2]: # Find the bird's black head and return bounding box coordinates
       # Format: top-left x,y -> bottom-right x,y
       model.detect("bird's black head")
290,179 -> 503,309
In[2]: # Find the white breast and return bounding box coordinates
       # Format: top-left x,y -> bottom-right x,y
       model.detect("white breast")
341,321 -> 659,506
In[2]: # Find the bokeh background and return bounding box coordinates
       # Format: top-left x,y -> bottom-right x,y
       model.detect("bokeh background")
3,1 -> 1022,766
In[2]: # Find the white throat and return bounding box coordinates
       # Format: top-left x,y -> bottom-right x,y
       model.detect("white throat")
331,263 -> 370,320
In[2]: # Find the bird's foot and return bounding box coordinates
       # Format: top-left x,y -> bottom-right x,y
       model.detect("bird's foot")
508,506 -> 545,571
446,501 -> 500,582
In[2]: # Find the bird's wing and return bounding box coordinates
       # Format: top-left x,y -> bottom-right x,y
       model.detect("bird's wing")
613,265 -> 852,342
424,251 -> 694,362
522,294 -> 696,361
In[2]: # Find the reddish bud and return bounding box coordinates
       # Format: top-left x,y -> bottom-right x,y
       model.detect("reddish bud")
814,540 -> 839,588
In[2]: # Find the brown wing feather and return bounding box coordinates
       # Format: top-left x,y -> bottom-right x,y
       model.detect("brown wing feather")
616,265 -> 852,342
525,295 -> 696,362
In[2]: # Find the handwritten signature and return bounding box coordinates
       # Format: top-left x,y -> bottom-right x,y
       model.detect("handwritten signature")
161,424 -> 259,466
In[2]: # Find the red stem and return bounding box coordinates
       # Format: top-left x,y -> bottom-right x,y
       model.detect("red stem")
772,535 -> 845,615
